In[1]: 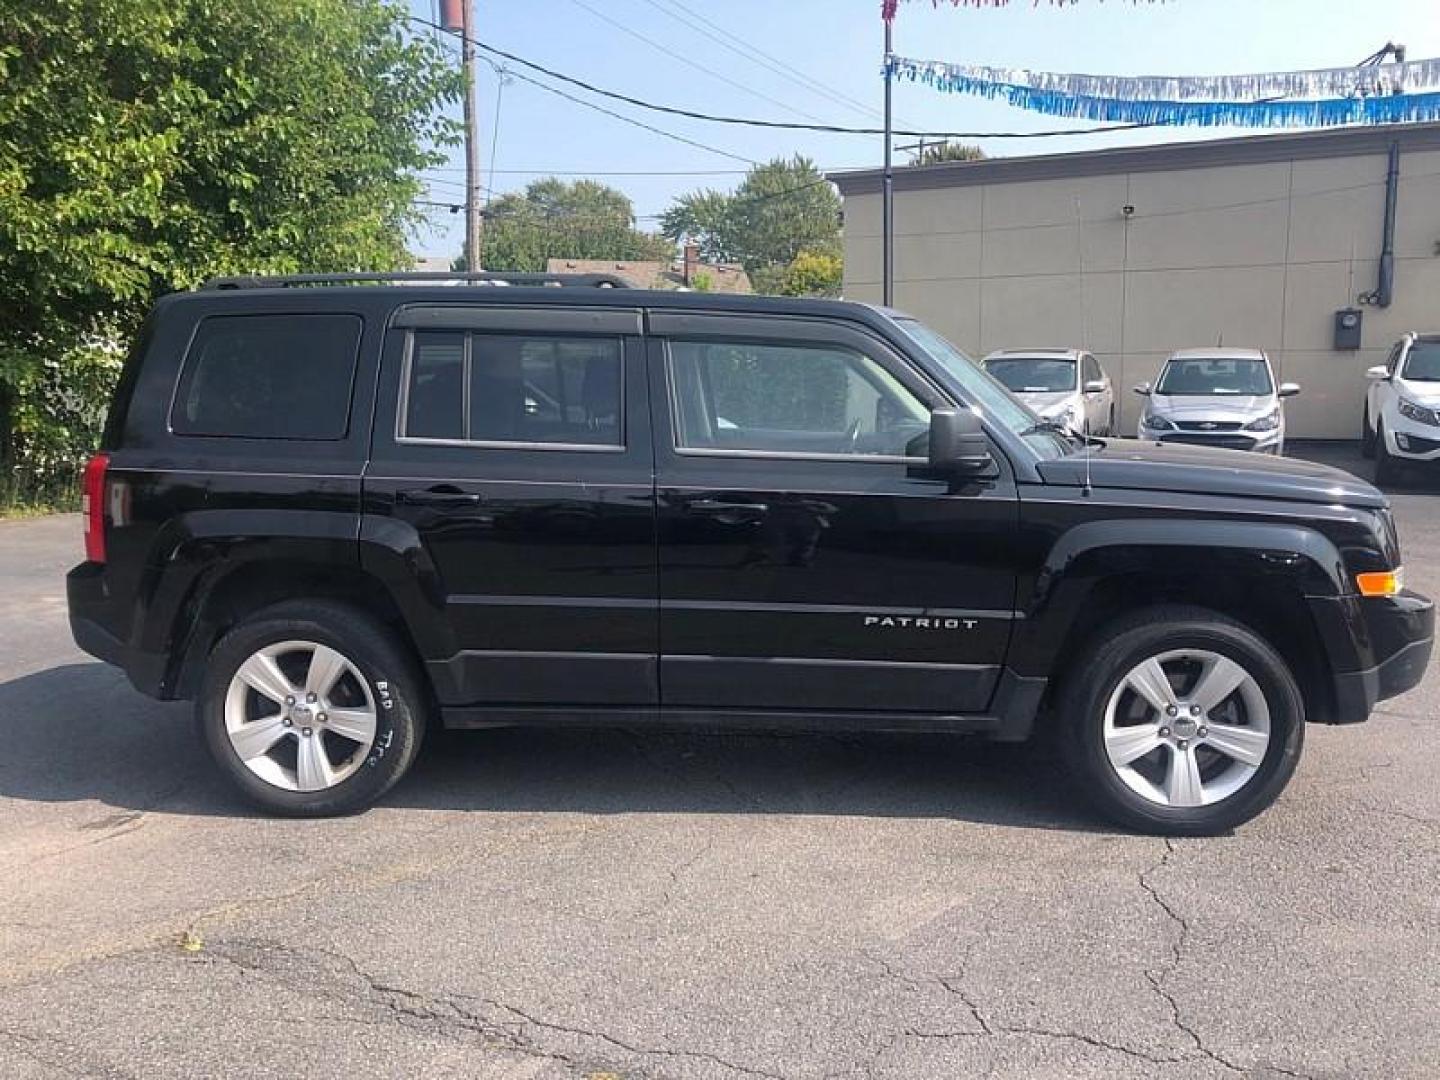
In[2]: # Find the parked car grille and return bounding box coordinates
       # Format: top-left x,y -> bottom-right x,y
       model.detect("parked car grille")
1159,433 -> 1257,451
1173,420 -> 1245,432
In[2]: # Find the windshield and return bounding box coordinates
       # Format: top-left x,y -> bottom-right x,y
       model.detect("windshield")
893,318 -> 1074,459
1403,342 -> 1440,382
1155,357 -> 1273,396
985,356 -> 1077,393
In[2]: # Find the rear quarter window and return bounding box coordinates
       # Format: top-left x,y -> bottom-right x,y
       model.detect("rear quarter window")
171,314 -> 362,439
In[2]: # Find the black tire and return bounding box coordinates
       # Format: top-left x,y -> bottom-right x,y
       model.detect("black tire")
1106,406 -> 1116,437
1360,403 -> 1376,459
197,600 -> 428,816
1055,605 -> 1304,836
1375,423 -> 1403,486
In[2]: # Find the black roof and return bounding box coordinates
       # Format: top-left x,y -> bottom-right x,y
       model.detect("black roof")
163,279 -> 882,322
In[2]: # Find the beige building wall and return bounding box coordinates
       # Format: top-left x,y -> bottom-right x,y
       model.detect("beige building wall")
839,131 -> 1440,438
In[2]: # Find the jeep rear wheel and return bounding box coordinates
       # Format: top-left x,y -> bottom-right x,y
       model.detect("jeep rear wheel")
198,601 -> 427,816
1057,606 -> 1304,835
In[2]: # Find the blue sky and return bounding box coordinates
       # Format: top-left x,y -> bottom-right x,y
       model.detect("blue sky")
406,0 -> 1440,258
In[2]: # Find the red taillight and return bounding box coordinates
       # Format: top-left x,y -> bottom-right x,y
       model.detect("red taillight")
82,453 -> 110,563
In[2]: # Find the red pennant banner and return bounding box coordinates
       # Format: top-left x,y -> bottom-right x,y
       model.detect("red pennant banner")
883,0 -> 1165,21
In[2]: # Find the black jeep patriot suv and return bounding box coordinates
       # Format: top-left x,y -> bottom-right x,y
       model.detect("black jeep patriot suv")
68,273 -> 1434,834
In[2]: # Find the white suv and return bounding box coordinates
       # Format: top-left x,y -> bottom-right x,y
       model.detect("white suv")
1363,333 -> 1440,482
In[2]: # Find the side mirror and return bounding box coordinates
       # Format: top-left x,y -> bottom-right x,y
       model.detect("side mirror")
927,407 -> 993,474
1278,382 -> 1301,398
1365,365 -> 1390,382
1133,383 -> 1152,396
1083,380 -> 1106,395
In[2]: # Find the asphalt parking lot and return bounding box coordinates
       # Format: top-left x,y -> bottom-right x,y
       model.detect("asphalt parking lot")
1,443 -> 1437,1080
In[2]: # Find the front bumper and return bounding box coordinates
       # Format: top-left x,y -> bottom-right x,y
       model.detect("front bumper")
1383,419 -> 1440,461
1318,589 -> 1434,724
1137,428 -> 1282,453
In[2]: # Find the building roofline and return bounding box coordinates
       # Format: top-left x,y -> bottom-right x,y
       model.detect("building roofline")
827,121 -> 1440,196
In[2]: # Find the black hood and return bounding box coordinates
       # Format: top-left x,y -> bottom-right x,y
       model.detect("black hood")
1036,438 -> 1386,509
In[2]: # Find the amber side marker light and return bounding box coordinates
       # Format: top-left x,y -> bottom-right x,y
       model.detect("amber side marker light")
1356,569 -> 1404,597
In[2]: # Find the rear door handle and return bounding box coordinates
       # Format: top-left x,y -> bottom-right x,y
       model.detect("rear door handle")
397,486 -> 483,507
685,498 -> 769,518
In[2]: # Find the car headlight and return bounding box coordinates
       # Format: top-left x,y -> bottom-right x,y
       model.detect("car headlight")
1141,413 -> 1176,431
1245,409 -> 1281,432
1397,398 -> 1440,427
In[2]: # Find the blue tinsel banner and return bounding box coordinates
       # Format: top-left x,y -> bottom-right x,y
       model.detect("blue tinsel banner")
889,56 -> 1440,128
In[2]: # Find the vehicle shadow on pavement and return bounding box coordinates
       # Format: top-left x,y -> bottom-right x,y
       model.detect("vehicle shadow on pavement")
0,661 -> 1112,833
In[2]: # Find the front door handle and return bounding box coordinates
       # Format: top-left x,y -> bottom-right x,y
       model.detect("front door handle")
685,498 -> 769,519
397,486 -> 483,507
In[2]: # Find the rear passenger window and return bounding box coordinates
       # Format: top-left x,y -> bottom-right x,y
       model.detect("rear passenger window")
405,333 -> 465,440
402,332 -> 622,448
172,314 -> 361,439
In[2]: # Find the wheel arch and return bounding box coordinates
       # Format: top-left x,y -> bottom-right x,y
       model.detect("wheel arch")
1014,520 -> 1348,728
165,557 -> 425,702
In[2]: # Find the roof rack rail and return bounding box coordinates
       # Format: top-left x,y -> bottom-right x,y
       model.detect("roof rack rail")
200,271 -> 631,290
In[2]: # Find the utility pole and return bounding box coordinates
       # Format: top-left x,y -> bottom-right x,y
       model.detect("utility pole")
460,0 -> 483,270
882,16 -> 894,307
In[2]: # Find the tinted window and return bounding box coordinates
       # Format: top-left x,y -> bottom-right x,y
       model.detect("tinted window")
403,332 -> 622,447
986,356 -> 1077,392
173,314 -> 361,439
1155,357 -> 1273,396
1083,355 -> 1102,384
405,333 -> 465,439
668,340 -> 929,458
1402,342 -> 1440,382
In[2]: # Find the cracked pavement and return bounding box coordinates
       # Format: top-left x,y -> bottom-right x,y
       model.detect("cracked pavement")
1,444 -> 1438,1079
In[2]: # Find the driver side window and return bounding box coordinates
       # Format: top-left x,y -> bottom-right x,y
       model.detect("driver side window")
667,339 -> 931,459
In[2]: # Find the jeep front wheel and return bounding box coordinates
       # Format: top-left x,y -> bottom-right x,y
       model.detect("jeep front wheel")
1058,606 -> 1304,835
198,601 -> 427,816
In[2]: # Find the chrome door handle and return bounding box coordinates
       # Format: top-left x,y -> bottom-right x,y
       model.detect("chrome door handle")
397,487 -> 483,507
685,498 -> 769,517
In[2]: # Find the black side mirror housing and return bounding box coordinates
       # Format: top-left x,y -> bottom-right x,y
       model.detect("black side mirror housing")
927,407 -> 993,474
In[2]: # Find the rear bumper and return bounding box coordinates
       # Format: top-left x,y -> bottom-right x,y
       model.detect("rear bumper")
1321,589 -> 1434,724
68,562 -> 168,697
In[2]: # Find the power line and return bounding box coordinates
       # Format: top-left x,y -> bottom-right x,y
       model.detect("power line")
563,0 -> 831,124
636,0 -> 899,127
425,167 -> 754,177
490,51 -> 757,165
408,14 -> 1154,140
413,17 -> 756,166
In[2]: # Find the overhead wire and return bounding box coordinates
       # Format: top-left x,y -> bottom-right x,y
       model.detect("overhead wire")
635,0 -> 903,126
408,15 -> 1156,140
414,17 -> 756,166
562,0 -> 832,124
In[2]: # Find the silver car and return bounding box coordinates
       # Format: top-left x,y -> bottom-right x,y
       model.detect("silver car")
1135,348 -> 1299,454
981,349 -> 1115,434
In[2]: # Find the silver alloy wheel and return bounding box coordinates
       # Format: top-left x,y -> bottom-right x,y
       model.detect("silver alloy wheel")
223,640 -> 378,793
1102,648 -> 1271,808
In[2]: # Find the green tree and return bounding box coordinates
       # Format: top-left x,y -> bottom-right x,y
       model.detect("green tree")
0,0 -> 459,500
475,178 -> 674,272
660,156 -> 841,275
912,142 -> 987,165
774,249 -> 843,298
